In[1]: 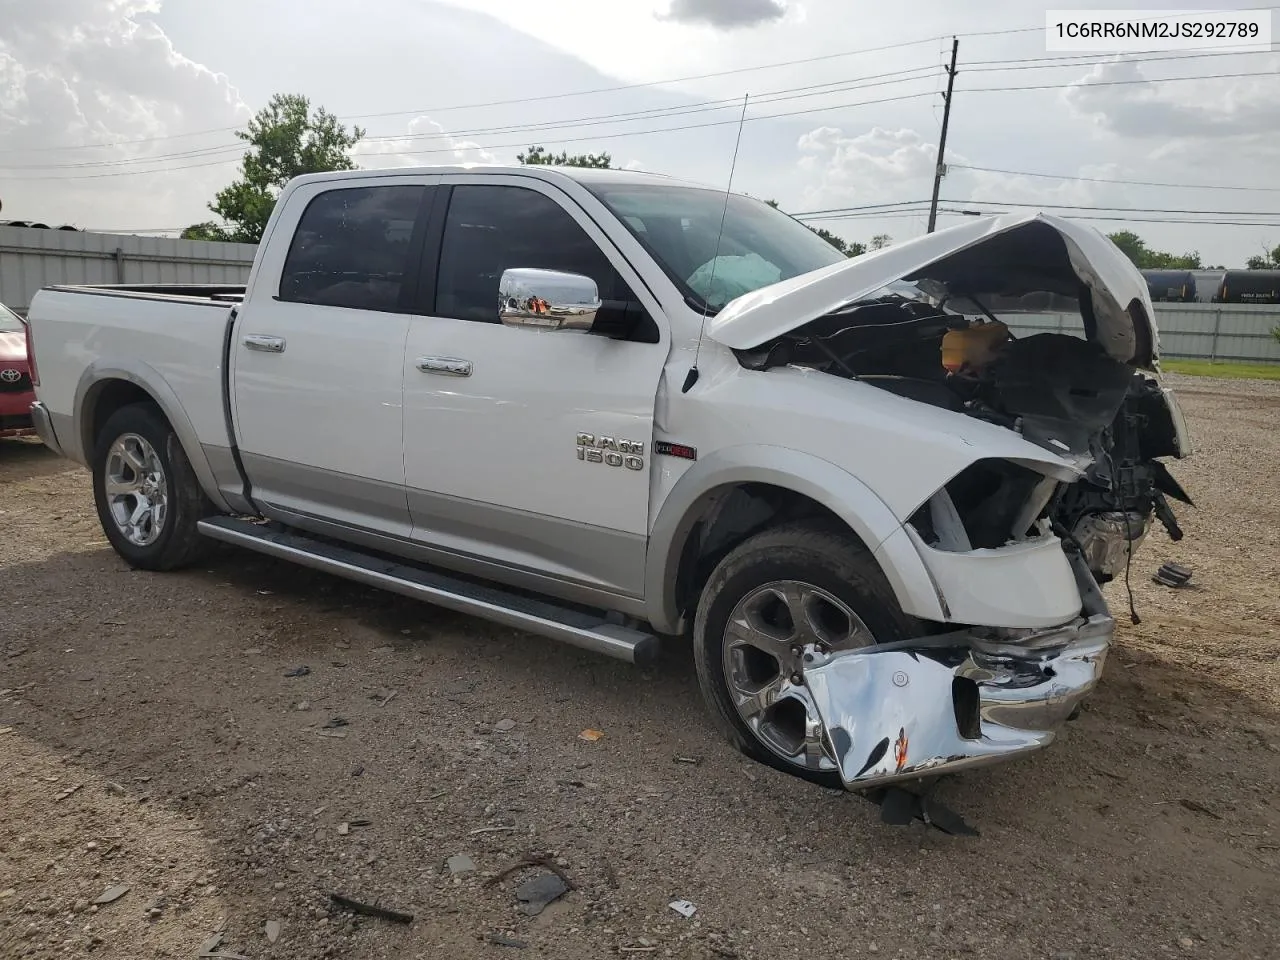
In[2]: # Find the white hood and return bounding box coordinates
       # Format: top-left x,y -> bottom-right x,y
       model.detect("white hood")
705,212 -> 1159,368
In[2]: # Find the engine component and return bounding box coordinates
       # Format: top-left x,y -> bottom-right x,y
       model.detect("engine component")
940,318 -> 1009,373
1071,511 -> 1149,581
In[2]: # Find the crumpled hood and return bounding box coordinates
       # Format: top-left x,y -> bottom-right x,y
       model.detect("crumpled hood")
706,212 -> 1158,368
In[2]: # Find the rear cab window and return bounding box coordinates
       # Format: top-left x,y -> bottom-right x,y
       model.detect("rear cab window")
279,185 -> 426,313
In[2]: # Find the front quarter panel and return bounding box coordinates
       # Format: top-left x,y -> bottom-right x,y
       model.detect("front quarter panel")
644,443 -> 948,635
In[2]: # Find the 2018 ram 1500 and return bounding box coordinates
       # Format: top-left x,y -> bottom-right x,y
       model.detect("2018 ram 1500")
27,165 -> 1191,809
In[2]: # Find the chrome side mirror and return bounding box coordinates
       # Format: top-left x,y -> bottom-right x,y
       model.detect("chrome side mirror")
498,268 -> 600,331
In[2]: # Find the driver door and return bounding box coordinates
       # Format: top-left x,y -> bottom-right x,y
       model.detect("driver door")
401,176 -> 668,602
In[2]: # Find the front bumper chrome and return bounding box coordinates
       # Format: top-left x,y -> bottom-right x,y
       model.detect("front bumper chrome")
805,569 -> 1113,790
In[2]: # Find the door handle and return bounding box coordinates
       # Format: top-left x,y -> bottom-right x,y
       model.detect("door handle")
417,357 -> 472,377
243,334 -> 286,353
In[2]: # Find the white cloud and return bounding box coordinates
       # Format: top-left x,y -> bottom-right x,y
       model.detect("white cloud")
1063,56 -> 1280,141
658,0 -> 788,30
0,0 -> 250,229
795,125 -> 939,209
356,116 -> 499,168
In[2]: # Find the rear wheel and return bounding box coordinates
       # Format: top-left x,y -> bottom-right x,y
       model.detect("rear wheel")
92,403 -> 214,570
692,521 -> 918,787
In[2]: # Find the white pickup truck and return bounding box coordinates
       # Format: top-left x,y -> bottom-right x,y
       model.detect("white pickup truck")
27,165 -> 1192,811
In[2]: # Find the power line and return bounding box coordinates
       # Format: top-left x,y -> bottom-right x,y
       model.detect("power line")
960,67 -> 1279,94
964,47 -> 1278,73
7,58 -> 1278,180
1,66 -> 945,171
1,88 -> 945,180
11,60 -> 1278,181
948,198 -> 1280,217
0,34 -> 952,156
15,2 -> 1277,156
939,210 -> 1280,228
949,163 -> 1280,193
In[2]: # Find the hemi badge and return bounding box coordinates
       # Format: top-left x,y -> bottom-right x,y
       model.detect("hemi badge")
655,441 -> 697,461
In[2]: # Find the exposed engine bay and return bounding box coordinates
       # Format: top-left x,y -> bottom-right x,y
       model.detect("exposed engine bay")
733,226 -> 1193,588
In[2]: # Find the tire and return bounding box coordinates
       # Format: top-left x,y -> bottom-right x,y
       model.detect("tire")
692,520 -> 918,788
92,402 -> 214,571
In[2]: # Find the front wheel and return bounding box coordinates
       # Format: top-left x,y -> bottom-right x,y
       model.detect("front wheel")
692,521 -> 918,788
92,403 -> 214,571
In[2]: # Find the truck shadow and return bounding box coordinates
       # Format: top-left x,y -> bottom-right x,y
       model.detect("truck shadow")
3,543 -> 1279,956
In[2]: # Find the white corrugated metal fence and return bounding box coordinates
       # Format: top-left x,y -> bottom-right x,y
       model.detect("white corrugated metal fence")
0,225 -> 257,314
1000,302 -> 1280,364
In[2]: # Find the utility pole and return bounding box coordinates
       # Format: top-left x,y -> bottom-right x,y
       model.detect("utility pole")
927,37 -> 959,234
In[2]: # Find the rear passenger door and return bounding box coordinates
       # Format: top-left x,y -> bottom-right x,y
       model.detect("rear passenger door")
401,176 -> 668,603
231,177 -> 436,536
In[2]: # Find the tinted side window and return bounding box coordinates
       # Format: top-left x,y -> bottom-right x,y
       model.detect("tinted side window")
435,185 -> 627,324
280,185 -> 425,312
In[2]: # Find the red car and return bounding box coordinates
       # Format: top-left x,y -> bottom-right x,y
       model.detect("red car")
0,301 -> 36,438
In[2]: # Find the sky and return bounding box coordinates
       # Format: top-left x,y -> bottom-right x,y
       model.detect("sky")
1,0 -> 1277,266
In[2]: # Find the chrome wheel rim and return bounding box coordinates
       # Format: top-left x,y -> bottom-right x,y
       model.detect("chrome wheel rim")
722,580 -> 874,772
104,433 -> 168,547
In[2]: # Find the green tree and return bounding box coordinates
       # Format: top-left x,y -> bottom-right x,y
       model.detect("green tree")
869,233 -> 892,251
1106,230 -> 1202,270
1245,242 -> 1280,270
763,199 -> 864,257
518,145 -> 612,168
183,94 -> 365,244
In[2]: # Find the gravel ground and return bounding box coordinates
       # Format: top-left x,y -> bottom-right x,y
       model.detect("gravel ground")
1,373 -> 1278,960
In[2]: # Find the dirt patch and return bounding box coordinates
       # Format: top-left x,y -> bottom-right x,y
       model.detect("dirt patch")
2,378 -> 1278,960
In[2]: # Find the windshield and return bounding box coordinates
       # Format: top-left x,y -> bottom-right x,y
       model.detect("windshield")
0,302 -> 24,333
585,183 -> 847,312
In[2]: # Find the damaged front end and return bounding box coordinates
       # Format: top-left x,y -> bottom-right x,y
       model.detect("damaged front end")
804,549 -> 1111,791
709,212 -> 1194,798
722,212 -> 1193,590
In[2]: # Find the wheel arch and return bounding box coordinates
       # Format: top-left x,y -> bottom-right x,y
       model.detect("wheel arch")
75,361 -> 231,513
644,445 -> 946,635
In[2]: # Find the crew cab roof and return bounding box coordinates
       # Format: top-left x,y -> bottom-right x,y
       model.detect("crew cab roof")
284,164 -> 715,191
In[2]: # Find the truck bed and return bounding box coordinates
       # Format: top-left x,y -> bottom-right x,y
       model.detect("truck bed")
27,283 -> 239,467
44,282 -> 246,303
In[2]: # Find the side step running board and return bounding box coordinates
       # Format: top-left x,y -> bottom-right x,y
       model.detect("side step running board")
197,516 -> 659,665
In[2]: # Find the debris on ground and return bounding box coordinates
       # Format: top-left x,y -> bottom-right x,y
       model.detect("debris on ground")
484,853 -> 576,890
337,822 -> 350,836
1153,562 -> 1193,588
495,718 -> 517,732
446,854 -> 476,875
515,873 -> 569,916
674,756 -> 701,765
93,884 -> 130,905
265,919 -> 282,943
54,782 -> 84,801
668,899 -> 697,919
469,825 -> 517,836
1179,798 -> 1223,820
284,665 -> 311,677
329,893 -> 414,924
578,729 -> 604,742
198,932 -> 224,954
485,933 -> 529,949
322,717 -> 349,729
